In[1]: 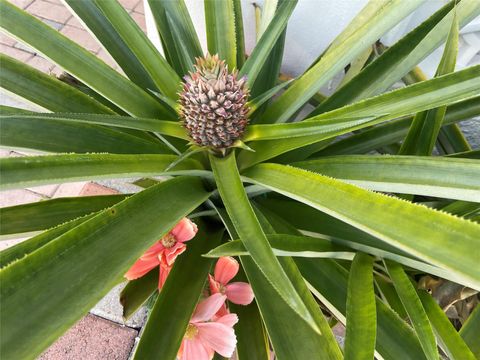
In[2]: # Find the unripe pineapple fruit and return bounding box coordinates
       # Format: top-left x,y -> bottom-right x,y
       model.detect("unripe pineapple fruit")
179,54 -> 249,150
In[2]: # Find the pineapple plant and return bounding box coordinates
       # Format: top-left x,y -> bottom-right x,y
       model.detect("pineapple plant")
0,0 -> 479,359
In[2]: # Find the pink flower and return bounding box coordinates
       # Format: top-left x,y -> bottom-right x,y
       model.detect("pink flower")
124,218 -> 197,288
178,293 -> 238,360
209,257 -> 254,307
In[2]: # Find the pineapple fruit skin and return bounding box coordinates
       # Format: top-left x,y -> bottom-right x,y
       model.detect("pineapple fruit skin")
179,54 -> 249,149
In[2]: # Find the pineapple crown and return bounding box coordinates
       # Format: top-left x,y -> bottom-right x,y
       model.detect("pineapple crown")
179,54 -> 249,152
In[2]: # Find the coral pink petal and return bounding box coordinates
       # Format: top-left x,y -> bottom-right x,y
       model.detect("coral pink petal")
180,339 -> 211,360
214,304 -> 229,319
171,218 -> 198,243
216,313 -> 239,328
196,322 -> 237,358
214,256 -> 239,285
226,282 -> 255,305
191,294 -> 227,323
124,257 -> 159,280
208,274 -> 221,295
161,242 -> 187,267
139,242 -> 164,261
158,264 -> 172,290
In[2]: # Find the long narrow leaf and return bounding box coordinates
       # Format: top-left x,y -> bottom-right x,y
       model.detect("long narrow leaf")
204,0 -> 237,69
385,261 -> 439,360
257,0 -> 278,37
248,0 -> 287,104
209,152 -> 320,333
0,55 -> 112,114
229,266 -> 270,360
0,115 -> 171,154
93,0 -> 180,100
1,113 -> 188,140
293,155 -> 480,202
231,302 -> 270,360
258,206 -> 428,360
344,253 -> 376,360
238,0 -> 297,87
120,268 -> 158,320
399,11 -> 459,155
0,106 -> 32,114
459,304 -> 480,357
322,0 -> 393,60
233,0 -> 246,68
257,198 -> 419,259
0,1 -> 171,118
0,154 -> 204,190
313,1 -> 479,114
216,207 -> 342,359
56,72 -> 132,116
257,64 -> 480,138
257,197 -> 473,286
249,32 -> 286,117
207,226 -> 460,286
253,208 -> 342,359
147,0 -> 202,76
205,234 -> 352,259
147,1 -> 188,75
206,232 -> 459,284
375,275 -> 408,319
63,0 -> 157,90
0,214 -> 94,268
437,123 -> 472,154
243,255 -> 342,359
0,194 -> 127,235
240,65 -> 480,167
304,259 -> 428,360
404,69 -> 472,157
247,80 -> 292,117
338,46 -> 372,88
0,176 -> 210,360
442,201 -> 480,219
260,0 -> 423,123
447,149 -> 480,159
419,291 -> 476,360
243,163 -> 480,290
316,96 -> 480,156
